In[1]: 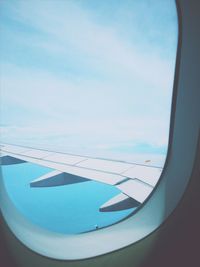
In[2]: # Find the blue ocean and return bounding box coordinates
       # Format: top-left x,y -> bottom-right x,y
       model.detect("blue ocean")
1,163 -> 135,234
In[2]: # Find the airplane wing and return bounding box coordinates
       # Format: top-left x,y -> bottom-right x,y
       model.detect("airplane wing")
0,143 -> 162,212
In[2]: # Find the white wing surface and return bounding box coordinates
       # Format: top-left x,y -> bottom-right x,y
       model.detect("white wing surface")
0,143 -> 162,211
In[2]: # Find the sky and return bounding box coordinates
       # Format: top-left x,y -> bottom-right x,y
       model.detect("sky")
0,0 -> 178,166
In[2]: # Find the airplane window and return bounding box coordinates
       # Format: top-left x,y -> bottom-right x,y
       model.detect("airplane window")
0,0 -> 178,243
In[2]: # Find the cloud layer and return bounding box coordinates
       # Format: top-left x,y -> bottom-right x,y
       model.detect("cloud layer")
0,0 -> 178,166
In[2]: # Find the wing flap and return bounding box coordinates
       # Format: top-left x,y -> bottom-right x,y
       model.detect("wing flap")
22,149 -> 53,159
77,158 -> 133,174
122,165 -> 162,186
1,144 -> 30,154
44,153 -> 87,165
117,179 -> 153,203
3,151 -> 124,186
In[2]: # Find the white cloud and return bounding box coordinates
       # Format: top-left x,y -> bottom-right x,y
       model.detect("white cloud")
0,0 -> 177,167
4,0 -> 176,90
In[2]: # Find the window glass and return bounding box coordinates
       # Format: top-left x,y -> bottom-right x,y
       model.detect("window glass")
0,0 -> 178,234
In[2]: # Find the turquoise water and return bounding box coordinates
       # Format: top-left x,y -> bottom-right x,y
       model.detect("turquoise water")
1,163 -> 135,234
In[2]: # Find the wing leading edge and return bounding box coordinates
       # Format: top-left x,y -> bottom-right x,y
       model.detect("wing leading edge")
0,143 -> 162,212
